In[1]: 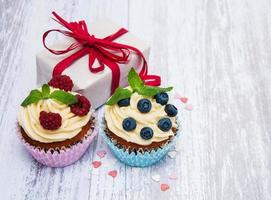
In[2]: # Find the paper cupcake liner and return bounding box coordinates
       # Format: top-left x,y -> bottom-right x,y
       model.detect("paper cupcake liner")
101,117 -> 180,167
16,116 -> 98,168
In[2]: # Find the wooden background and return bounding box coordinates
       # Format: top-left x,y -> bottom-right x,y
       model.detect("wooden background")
0,0 -> 271,199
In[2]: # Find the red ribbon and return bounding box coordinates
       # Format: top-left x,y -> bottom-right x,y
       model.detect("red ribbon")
43,11 -> 161,93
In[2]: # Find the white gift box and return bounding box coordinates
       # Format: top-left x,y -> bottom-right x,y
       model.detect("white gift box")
36,20 -> 150,109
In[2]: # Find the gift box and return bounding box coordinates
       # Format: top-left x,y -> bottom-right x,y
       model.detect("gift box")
36,14 -> 150,109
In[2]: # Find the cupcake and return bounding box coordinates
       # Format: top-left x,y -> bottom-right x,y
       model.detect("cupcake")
102,68 -> 179,167
17,75 -> 97,167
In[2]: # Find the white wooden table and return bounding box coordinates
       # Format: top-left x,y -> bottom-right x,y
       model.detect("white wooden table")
1,0 -> 271,199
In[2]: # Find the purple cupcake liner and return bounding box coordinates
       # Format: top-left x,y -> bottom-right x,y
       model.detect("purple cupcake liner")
16,123 -> 98,168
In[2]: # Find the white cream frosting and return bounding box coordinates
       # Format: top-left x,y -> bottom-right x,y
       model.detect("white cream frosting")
18,87 -> 92,143
105,92 -> 177,146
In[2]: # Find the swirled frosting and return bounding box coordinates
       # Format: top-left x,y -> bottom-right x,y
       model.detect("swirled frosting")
105,92 -> 177,146
18,87 -> 92,143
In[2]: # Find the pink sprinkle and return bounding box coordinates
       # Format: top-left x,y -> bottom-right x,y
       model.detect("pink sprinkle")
96,150 -> 107,158
180,97 -> 188,103
169,173 -> 178,180
185,104 -> 193,111
108,170 -> 118,178
160,183 -> 170,191
92,161 -> 102,168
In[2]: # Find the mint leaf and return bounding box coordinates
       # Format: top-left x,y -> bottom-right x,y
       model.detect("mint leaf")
41,84 -> 50,98
21,90 -> 43,107
106,87 -> 133,105
49,90 -> 77,105
128,68 -> 144,91
127,68 -> 173,96
137,85 -> 173,97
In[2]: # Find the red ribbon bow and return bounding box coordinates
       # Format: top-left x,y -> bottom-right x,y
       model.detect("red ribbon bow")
43,12 -> 161,93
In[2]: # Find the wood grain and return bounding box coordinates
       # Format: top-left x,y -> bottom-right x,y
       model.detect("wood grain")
0,0 -> 271,199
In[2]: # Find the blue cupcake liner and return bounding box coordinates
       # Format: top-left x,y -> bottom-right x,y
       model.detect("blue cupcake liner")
101,117 -> 180,167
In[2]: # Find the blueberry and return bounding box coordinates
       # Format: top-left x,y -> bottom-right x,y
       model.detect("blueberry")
157,118 -> 172,132
118,98 -> 130,107
140,127 -> 154,140
137,98 -> 152,113
122,117 -> 137,131
154,92 -> 169,105
165,104 -> 178,117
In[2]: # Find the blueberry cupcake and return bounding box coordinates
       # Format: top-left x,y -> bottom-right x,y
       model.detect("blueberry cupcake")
102,68 -> 179,167
17,75 -> 97,167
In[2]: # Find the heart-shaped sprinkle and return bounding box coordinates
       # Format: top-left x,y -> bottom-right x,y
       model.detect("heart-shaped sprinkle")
96,150 -> 107,158
180,97 -> 188,103
92,161 -> 102,168
168,151 -> 177,158
151,174 -> 161,182
185,104 -> 193,111
108,170 -> 117,178
169,173 -> 178,180
160,184 -> 170,191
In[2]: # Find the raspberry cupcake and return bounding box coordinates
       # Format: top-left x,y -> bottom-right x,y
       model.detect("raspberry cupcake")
17,75 -> 97,167
102,68 -> 179,167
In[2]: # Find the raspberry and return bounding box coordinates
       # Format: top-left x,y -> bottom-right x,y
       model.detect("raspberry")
48,75 -> 74,91
70,95 -> 91,116
39,111 -> 62,130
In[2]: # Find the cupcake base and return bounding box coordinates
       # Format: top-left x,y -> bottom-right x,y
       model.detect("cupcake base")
17,119 -> 98,167
101,118 -> 180,167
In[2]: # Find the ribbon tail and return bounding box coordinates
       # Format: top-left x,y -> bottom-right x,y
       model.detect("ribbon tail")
103,28 -> 128,41
98,40 -> 161,86
52,11 -> 74,31
88,49 -> 105,73
141,74 -> 161,86
52,48 -> 89,76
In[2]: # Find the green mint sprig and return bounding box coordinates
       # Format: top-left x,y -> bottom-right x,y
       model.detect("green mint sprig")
128,68 -> 172,96
21,84 -> 78,107
105,88 -> 133,106
106,68 -> 173,105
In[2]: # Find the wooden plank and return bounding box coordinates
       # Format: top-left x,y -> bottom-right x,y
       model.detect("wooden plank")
0,0 -> 271,199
